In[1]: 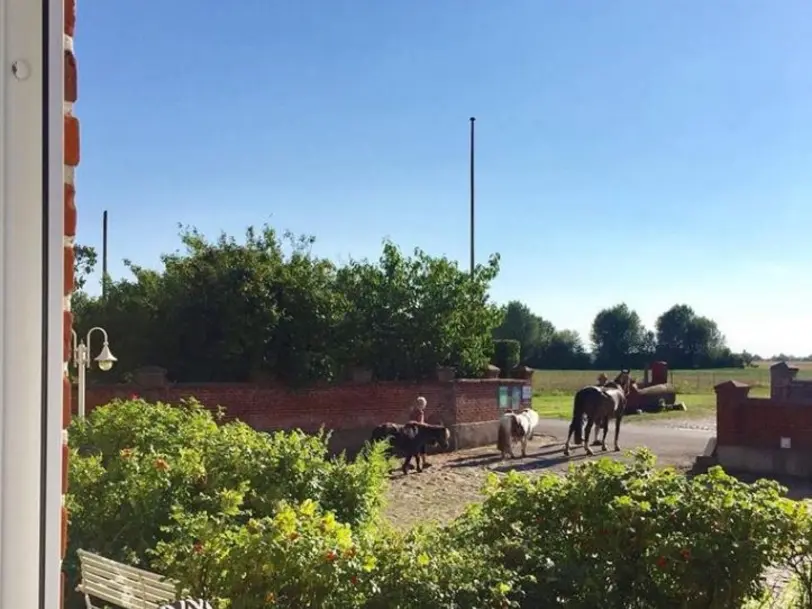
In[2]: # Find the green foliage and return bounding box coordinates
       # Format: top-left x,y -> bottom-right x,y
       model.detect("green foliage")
493,339 -> 521,376
655,303 -> 743,369
454,449 -> 803,609
152,500 -> 375,609
152,502 -> 520,609
73,243 -> 98,292
68,399 -> 812,609
493,301 -> 590,370
491,299 -> 748,372
73,227 -> 503,384
786,510 -> 812,609
334,241 -> 502,379
590,302 -> 651,369
65,398 -> 389,607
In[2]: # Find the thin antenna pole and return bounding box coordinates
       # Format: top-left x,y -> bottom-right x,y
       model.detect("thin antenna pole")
102,210 -> 108,299
469,117 -> 476,278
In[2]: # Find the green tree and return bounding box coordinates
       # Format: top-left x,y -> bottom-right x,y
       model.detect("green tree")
335,241 -> 502,379
74,225 -> 347,384
74,227 -> 503,384
140,225 -> 285,382
540,329 -> 592,369
492,301 -> 556,363
73,243 -> 97,292
590,303 -> 648,369
655,304 -> 728,368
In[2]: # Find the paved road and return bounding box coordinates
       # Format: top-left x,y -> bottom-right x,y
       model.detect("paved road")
520,417 -> 715,473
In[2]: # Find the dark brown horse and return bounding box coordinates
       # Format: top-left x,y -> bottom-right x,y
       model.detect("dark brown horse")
590,371 -> 632,446
370,422 -> 451,474
564,381 -> 628,456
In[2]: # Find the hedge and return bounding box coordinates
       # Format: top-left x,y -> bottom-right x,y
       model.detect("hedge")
67,399 -> 812,609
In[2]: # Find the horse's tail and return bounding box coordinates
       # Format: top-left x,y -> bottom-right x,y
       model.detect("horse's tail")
497,414 -> 513,454
511,414 -> 525,438
570,389 -> 589,445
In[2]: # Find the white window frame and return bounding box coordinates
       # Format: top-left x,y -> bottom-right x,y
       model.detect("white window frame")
0,0 -> 65,606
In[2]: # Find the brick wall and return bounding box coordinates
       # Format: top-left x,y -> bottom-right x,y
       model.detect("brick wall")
62,0 -> 78,605
78,379 -> 531,449
716,380 -> 812,452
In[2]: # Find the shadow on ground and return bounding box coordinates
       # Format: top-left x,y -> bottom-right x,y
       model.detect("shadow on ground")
443,442 -> 603,473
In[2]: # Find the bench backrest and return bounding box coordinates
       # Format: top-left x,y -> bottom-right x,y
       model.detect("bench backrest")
77,549 -> 179,609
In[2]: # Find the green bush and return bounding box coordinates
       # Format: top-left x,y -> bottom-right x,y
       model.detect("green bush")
454,449 -> 804,609
65,398 -> 389,607
493,339 -> 520,377
153,497 -> 520,609
67,398 -> 810,609
787,511 -> 812,609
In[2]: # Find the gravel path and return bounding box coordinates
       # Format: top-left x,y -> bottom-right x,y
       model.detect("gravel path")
640,414 -> 717,432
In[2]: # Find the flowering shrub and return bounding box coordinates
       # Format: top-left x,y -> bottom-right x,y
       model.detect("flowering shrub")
153,496 -> 520,609
66,398 -> 809,609
65,398 -> 389,607
152,498 -> 374,609
454,449 -> 804,609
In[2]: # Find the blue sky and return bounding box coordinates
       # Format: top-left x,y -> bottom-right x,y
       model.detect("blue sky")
76,1 -> 812,356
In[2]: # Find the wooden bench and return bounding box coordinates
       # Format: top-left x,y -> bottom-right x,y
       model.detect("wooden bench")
76,549 -> 180,609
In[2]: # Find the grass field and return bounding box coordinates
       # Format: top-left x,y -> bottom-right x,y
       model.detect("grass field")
530,361 -> 812,419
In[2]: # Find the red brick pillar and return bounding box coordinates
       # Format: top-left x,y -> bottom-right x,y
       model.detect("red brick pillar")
62,0 -> 78,605
714,380 -> 751,447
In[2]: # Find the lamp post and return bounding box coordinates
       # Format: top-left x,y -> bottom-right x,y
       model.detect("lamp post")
71,326 -> 118,418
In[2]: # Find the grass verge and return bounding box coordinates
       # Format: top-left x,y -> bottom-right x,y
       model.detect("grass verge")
532,387 -> 769,421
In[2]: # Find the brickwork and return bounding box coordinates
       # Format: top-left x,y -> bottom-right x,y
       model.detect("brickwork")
716,374 -> 812,453
78,379 -> 530,437
62,0 -> 78,605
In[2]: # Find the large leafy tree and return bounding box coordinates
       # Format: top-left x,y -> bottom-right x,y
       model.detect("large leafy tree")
491,301 -> 591,369
655,304 -> 727,368
590,303 -> 648,369
335,241 -> 502,380
493,301 -> 556,363
74,225 -> 345,384
152,226 -> 286,382
74,228 -> 504,384
539,329 -> 592,369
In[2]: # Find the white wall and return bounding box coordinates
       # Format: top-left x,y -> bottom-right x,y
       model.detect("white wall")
0,0 -> 65,606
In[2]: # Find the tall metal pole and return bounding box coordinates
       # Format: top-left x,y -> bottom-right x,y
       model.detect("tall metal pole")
469,117 -> 476,278
102,209 -> 108,300
76,343 -> 87,419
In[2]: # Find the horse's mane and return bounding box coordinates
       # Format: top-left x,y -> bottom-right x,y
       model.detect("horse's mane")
411,422 -> 447,430
371,422 -> 401,441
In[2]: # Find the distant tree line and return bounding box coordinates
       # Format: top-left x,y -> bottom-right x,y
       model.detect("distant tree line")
492,300 -> 752,371
752,353 -> 812,363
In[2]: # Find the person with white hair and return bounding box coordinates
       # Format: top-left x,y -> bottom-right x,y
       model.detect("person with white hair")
409,396 -> 427,424
407,396 -> 432,469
